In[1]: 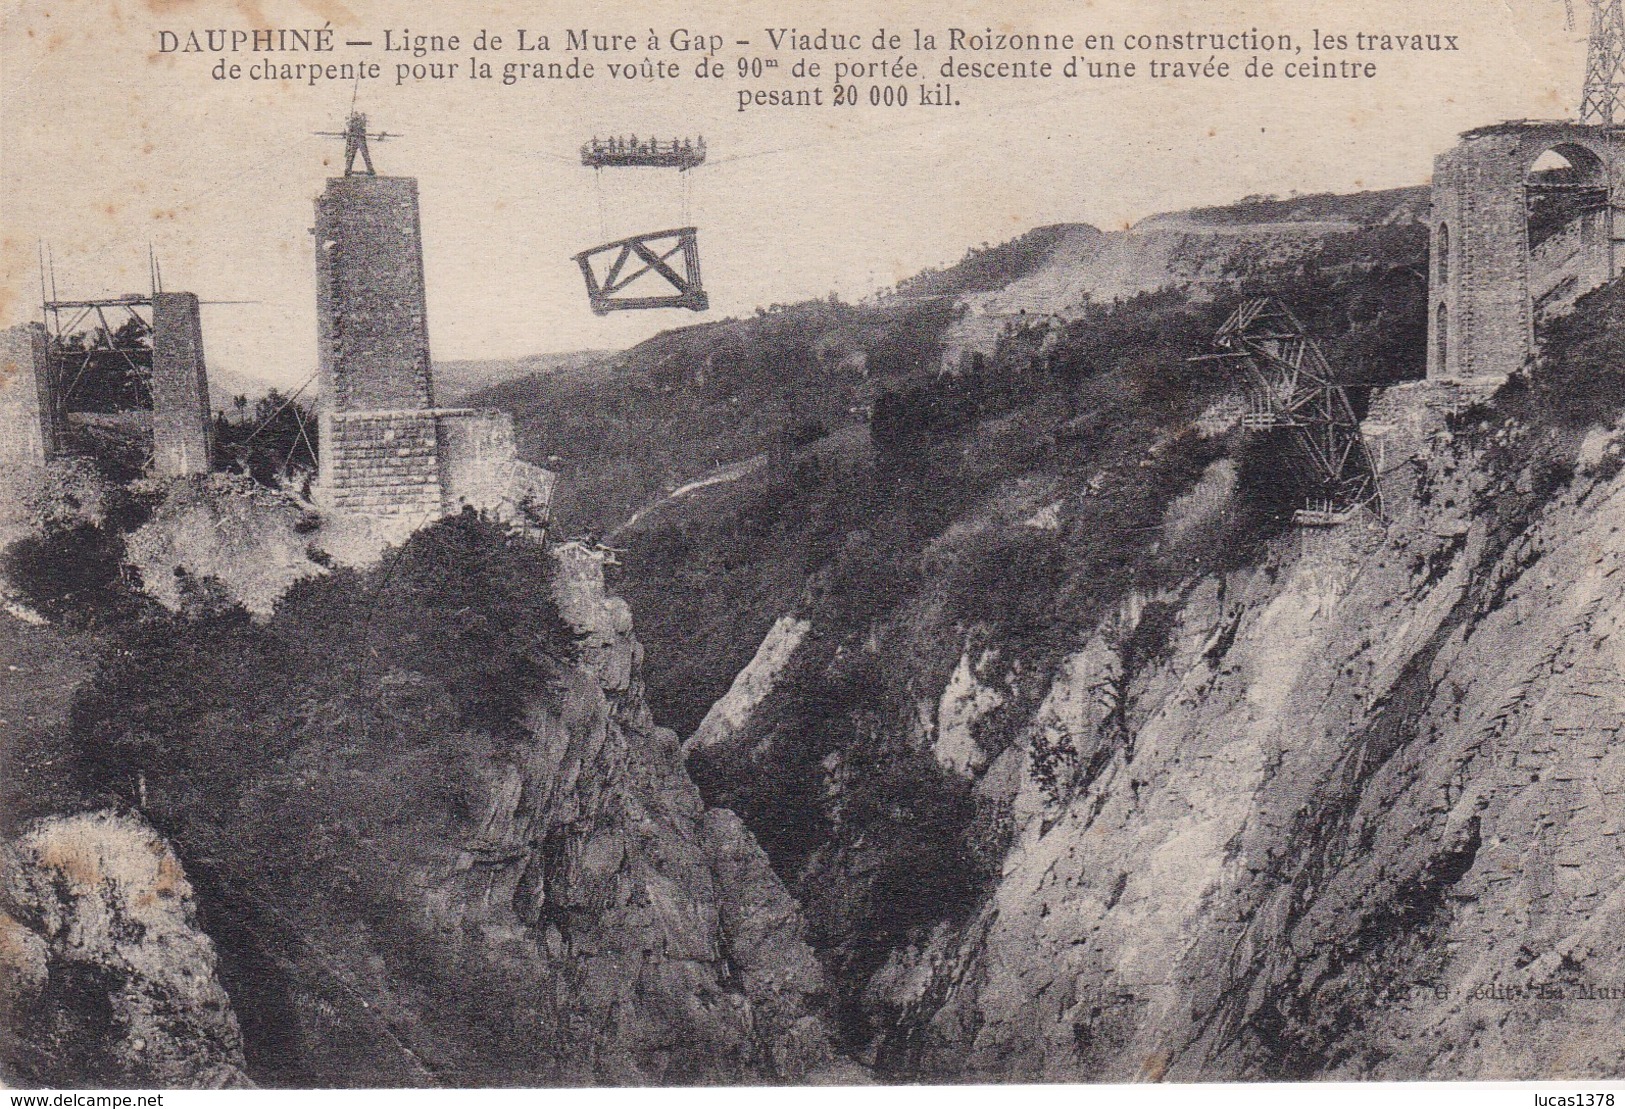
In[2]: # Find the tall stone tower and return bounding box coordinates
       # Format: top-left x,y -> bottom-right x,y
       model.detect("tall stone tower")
312,113 -> 442,515
1427,123 -> 1622,383
150,292 -> 215,476
314,112 -> 434,413
309,113 -> 558,530
314,172 -> 434,411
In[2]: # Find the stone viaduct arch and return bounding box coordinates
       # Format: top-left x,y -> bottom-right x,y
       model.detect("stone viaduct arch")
1427,121 -> 1623,382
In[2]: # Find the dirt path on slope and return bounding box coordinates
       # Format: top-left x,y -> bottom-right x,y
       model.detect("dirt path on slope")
603,453 -> 769,543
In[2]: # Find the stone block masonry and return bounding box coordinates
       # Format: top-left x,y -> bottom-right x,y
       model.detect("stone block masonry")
435,408 -> 558,534
314,175 -> 434,413
0,324 -> 57,466
323,407 -> 557,525
310,151 -> 556,531
323,410 -> 443,516
1428,121 -> 1623,384
150,293 -> 214,476
436,409 -> 514,513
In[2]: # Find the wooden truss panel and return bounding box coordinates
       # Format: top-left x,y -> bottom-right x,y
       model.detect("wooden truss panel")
573,227 -> 708,315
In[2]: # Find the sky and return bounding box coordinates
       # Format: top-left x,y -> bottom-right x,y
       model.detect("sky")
0,0 -> 1590,394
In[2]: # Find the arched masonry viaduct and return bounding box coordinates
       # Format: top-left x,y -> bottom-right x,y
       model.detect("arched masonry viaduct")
1428,121 -> 1624,382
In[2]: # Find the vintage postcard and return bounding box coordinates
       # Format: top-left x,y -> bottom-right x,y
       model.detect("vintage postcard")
2,0 -> 1622,1096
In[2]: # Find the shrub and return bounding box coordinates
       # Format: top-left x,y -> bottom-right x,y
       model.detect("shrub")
212,391 -> 319,490
62,513 -> 578,818
1,485 -> 151,627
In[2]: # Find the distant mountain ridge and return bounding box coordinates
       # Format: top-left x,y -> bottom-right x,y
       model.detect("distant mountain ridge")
432,349 -> 614,405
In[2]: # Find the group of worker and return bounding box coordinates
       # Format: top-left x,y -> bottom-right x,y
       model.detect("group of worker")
582,135 -> 706,159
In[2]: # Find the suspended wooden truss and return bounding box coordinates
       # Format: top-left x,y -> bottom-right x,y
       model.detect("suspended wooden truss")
573,227 -> 708,315
574,134 -> 710,314
1204,297 -> 1383,526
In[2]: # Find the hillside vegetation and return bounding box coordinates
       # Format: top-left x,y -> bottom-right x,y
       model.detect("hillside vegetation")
16,183 -> 1540,1086
565,193 -> 1625,1078
607,195 -> 1427,734
473,225 -> 1089,533
4,467 -> 861,1087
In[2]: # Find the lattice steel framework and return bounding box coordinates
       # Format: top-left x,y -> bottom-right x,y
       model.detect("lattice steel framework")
1580,0 -> 1625,126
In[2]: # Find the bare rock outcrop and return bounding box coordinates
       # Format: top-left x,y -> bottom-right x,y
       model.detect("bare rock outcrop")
688,380 -> 1624,1081
686,615 -> 810,754
5,514 -> 845,1086
874,397 -> 1625,1081
0,811 -> 251,1088
399,547 -> 843,1083
123,474 -> 397,618
190,538 -> 850,1086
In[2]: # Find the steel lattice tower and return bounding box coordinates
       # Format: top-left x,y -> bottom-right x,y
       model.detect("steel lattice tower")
1581,0 -> 1625,125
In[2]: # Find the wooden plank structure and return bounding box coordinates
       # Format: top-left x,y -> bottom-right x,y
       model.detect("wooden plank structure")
42,294 -> 156,416
574,134 -> 710,314
1202,297 -> 1384,526
574,227 -> 708,315
580,136 -> 706,171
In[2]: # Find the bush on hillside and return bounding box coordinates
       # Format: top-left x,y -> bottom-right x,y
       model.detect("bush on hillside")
59,513 -> 577,817
1,486 -> 151,628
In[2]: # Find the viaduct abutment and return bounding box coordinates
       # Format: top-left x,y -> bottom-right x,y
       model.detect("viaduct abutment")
1428,120 -> 1624,384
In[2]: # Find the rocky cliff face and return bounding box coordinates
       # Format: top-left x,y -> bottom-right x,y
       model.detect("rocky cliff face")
679,367 -> 1625,1080
2,504 -> 850,1086
850,385 -> 1625,1080
685,615 -> 810,755
0,812 -> 251,1088
378,542 -> 845,1085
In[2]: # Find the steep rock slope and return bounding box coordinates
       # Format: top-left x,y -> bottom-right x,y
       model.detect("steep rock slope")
4,503 -> 850,1086
873,390 -> 1625,1080
685,616 -> 811,755
0,812 -> 251,1087
609,186 -> 1428,750
347,542 -> 845,1085
665,261 -> 1625,1079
